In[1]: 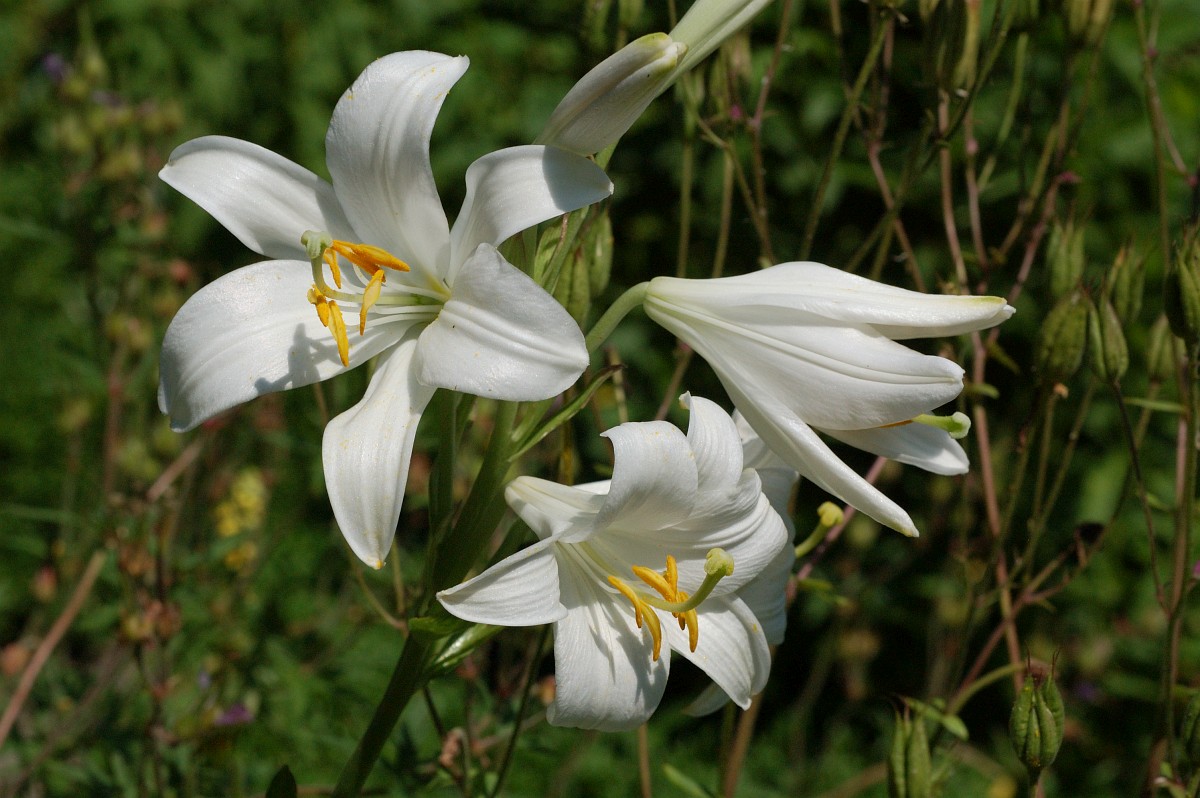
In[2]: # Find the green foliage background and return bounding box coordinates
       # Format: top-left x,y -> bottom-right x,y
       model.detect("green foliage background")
3,0 -> 1200,796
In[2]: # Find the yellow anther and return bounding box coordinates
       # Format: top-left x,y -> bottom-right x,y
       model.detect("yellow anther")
330,240 -> 410,275
327,300 -> 350,366
631,564 -> 677,602
323,249 -> 343,289
608,576 -> 645,628
641,601 -> 663,660
308,286 -> 332,327
681,608 -> 699,652
360,269 -> 387,335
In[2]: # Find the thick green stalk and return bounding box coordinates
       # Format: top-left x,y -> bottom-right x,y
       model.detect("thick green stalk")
333,401 -> 520,796
586,282 -> 650,352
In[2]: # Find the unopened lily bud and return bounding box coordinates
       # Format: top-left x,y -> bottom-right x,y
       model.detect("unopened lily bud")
1047,219 -> 1085,300
1146,316 -> 1179,384
1107,243 -> 1146,324
670,0 -> 770,75
924,0 -> 977,91
1088,299 -> 1128,382
1182,692 -> 1200,768
538,32 -> 686,155
1036,289 -> 1089,383
888,711 -> 933,798
1165,230 -> 1200,347
1009,664 -> 1065,776
1063,0 -> 1114,47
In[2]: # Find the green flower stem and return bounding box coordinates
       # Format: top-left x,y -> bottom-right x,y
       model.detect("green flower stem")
333,401 -> 520,797
585,282 -> 649,352
331,633 -> 434,798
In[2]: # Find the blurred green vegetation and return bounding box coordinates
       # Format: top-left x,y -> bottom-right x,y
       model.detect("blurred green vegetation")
3,0 -> 1200,796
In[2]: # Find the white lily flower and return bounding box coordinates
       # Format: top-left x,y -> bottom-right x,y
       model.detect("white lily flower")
644,261 -> 1015,537
158,52 -> 613,568
437,395 -> 789,731
684,412 -> 796,717
538,0 -> 771,155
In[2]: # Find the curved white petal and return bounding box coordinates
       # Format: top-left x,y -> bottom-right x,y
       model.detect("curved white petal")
322,336 -> 436,568
681,394 -> 744,499
646,287 -> 964,429
649,265 -> 1014,340
601,477 -> 786,595
447,145 -> 614,282
823,423 -> 969,476
663,596 -> 771,709
595,421 -> 697,533
671,0 -> 773,75
158,260 -> 401,431
437,537 -> 567,625
733,539 -> 794,645
325,51 -> 466,280
733,390 -> 921,538
505,477 -> 607,543
683,683 -> 732,717
159,136 -> 355,261
548,558 -> 670,731
414,245 -> 588,400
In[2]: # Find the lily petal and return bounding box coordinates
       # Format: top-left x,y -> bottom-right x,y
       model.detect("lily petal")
159,136 -> 356,261
646,286 -> 965,429
447,145 -> 614,283
653,264 -> 1014,339
733,390 -> 921,537
322,335 -> 436,568
823,423 -> 970,476
505,477 -> 608,544
548,559 -> 670,731
681,394 -> 744,499
325,51 -> 466,280
595,420 -> 698,534
414,244 -> 589,400
732,539 -> 794,645
437,537 -> 567,625
158,260 -> 400,431
662,596 -> 771,709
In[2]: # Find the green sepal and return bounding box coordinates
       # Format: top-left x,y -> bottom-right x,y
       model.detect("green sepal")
408,611 -> 473,640
424,623 -> 504,679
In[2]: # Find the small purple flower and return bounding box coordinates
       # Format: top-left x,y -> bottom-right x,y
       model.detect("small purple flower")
41,53 -> 69,85
215,703 -> 254,726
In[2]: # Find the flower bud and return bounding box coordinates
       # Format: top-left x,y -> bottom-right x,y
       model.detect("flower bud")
1165,230 -> 1200,347
670,0 -> 771,75
538,32 -> 686,155
888,711 -> 933,798
1107,242 -> 1145,324
1088,298 -> 1128,382
1146,316 -> 1179,384
1063,0 -> 1114,48
924,0 -> 975,91
1047,219 -> 1085,300
1036,289 -> 1089,383
1009,664 -> 1065,776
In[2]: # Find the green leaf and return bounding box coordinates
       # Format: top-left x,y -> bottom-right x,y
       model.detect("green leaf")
661,763 -> 717,798
508,365 -> 623,462
265,765 -> 297,798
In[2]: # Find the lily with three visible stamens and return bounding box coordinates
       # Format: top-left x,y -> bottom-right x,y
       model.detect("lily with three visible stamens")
437,395 -> 789,731
642,262 -> 1014,538
157,51 -> 613,568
